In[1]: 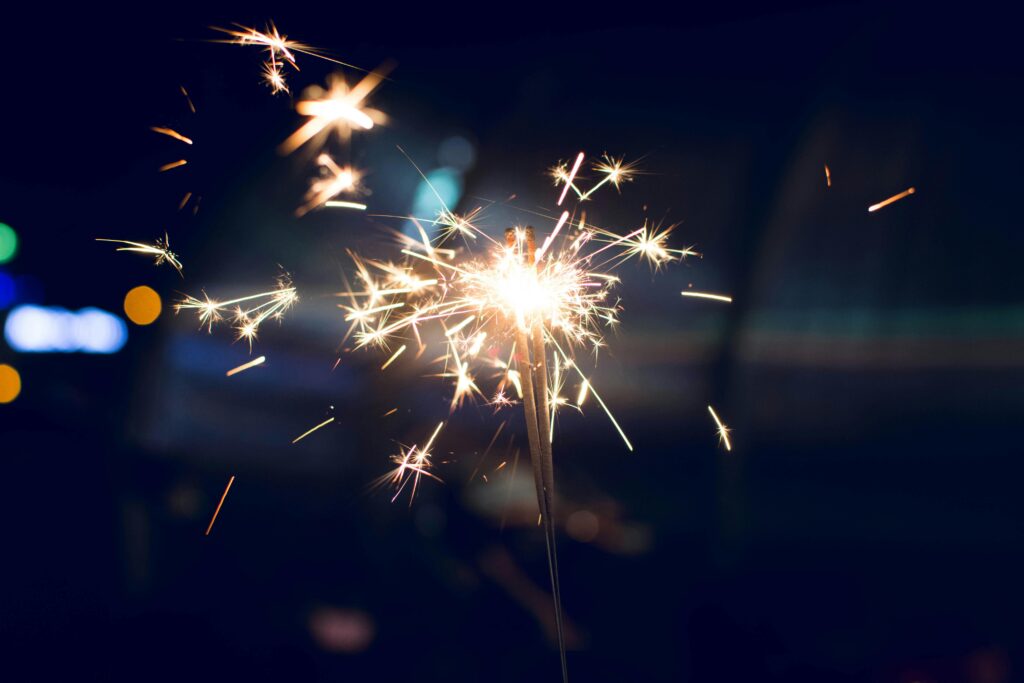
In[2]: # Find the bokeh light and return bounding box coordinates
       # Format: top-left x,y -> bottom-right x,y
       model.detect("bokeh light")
0,271 -> 14,309
0,223 -> 18,264
123,285 -> 162,325
0,363 -> 21,403
4,305 -> 127,353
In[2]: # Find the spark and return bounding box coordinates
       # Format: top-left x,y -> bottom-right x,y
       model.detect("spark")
280,70 -> 389,154
537,211 -> 570,260
153,121 -> 192,172
153,88 -> 198,211
380,422 -> 445,504
150,126 -> 193,145
292,416 -> 335,444
205,475 -> 236,536
298,154 -> 364,216
444,315 -> 476,337
576,379 -> 590,406
96,234 -> 184,276
177,274 -> 298,347
211,23 -> 370,96
681,291 -> 732,303
263,60 -> 289,94
595,220 -> 698,270
212,22 -> 300,68
868,186 -> 916,212
179,85 -> 196,113
824,164 -> 831,187
578,154 -> 639,201
382,408 -> 398,417
226,355 -> 266,376
381,344 -> 407,370
707,405 -> 732,451
557,152 -> 585,206
159,159 -> 187,172
325,200 -> 368,211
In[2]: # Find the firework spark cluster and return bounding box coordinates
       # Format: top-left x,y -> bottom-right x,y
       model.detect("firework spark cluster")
176,275 -> 298,347
211,22 -> 366,95
337,153 -> 697,490
331,153 -> 701,680
96,235 -> 184,276
87,18 -> 877,683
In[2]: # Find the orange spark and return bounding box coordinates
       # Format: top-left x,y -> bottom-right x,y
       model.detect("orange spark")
159,159 -> 188,172
868,187 -> 916,212
292,416 -> 335,444
205,475 -> 236,536
226,355 -> 266,376
151,126 -> 193,145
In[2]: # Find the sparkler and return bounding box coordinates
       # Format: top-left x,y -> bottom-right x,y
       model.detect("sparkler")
338,152 -> 693,682
96,235 -> 184,276
177,274 -> 298,348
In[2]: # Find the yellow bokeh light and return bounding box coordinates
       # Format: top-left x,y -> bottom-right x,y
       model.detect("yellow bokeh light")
124,285 -> 162,325
0,364 -> 21,404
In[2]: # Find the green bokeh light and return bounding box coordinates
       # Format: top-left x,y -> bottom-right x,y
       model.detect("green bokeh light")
0,223 -> 17,264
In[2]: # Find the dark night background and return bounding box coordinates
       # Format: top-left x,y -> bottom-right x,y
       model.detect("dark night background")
2,2 -> 1022,681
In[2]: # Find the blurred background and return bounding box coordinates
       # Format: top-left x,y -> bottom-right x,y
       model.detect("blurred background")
2,2 -> 1022,681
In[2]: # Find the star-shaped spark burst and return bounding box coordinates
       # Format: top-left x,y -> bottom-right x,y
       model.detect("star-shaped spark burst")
96,234 -> 184,276
552,153 -> 641,202
177,274 -> 298,349
280,70 -> 389,154
707,404 -> 733,451
297,154 -> 364,216
211,22 -> 369,96
372,421 -> 445,504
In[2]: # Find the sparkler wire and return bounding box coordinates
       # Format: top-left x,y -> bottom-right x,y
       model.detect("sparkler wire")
506,227 -> 568,683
